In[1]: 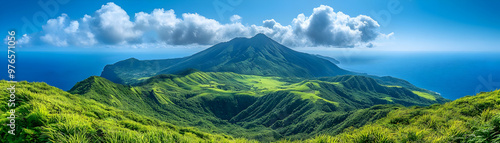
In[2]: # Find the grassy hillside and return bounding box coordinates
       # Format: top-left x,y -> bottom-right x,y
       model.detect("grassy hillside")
70,71 -> 446,141
2,79 -> 496,143
284,89 -> 500,143
0,80 -> 257,143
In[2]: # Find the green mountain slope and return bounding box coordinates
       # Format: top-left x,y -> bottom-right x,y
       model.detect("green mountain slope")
317,75 -> 449,105
2,79 -> 496,143
101,34 -> 354,85
295,90 -> 500,143
70,71 -> 447,141
0,80 -> 254,143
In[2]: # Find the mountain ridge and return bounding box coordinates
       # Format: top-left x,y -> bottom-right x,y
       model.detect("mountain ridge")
101,33 -> 354,85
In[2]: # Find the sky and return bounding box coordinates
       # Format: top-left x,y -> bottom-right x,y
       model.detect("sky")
1,0 -> 499,51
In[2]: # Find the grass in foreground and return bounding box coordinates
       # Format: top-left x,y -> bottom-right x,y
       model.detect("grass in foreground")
0,80 -> 255,143
281,90 -> 500,143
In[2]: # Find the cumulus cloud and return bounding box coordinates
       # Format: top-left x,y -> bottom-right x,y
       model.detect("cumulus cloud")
4,34 -> 31,46
230,15 -> 242,23
37,3 -> 142,46
91,2 -> 142,44
134,9 -> 250,45
39,14 -> 97,46
290,5 -> 387,47
366,43 -> 374,48
27,3 -> 391,48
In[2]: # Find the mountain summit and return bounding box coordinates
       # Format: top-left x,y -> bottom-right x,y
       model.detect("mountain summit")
101,33 -> 354,84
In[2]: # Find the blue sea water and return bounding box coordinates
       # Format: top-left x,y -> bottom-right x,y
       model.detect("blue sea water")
1,49 -> 197,91
305,50 -> 500,100
2,49 -> 499,100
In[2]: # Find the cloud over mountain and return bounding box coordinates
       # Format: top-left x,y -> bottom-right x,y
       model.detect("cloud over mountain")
292,5 -> 388,47
26,2 -> 391,48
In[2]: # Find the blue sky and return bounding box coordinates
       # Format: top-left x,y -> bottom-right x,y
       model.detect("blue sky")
1,0 -> 499,51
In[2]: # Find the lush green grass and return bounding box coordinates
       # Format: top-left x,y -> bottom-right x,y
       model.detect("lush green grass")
0,80 -> 256,143
235,75 -> 287,93
290,91 -> 339,106
281,89 -> 500,142
382,97 -> 394,102
382,85 -> 402,88
412,90 -> 437,101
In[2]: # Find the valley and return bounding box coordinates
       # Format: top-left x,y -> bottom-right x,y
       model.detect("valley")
69,70 -> 447,141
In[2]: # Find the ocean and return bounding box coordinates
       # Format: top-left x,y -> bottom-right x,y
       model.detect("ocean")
1,49 -> 197,91
304,50 -> 500,100
2,49 -> 499,100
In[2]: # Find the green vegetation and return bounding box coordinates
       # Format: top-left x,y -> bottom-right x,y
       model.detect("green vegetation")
69,71 -> 446,141
283,89 -> 500,142
1,76 -> 496,142
0,80 -> 255,143
412,91 -> 437,101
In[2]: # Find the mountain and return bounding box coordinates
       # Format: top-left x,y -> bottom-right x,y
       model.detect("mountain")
101,33 -> 354,85
70,71 -> 448,141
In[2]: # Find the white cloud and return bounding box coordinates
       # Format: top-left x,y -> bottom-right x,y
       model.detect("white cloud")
230,15 -> 242,23
39,14 -> 97,46
135,10 -> 251,45
288,5 -> 387,47
38,2 -> 140,46
91,2 -> 142,44
18,34 -> 31,45
26,3 -> 391,48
